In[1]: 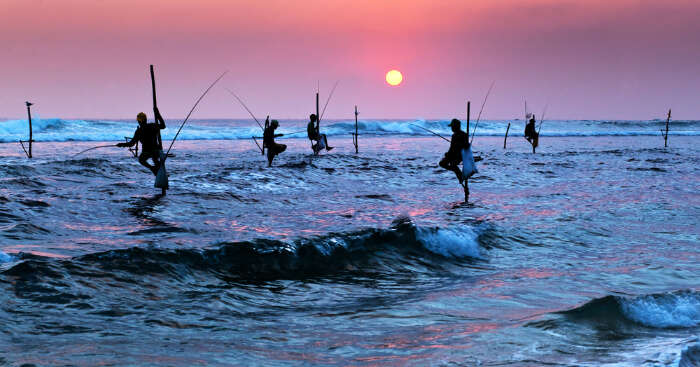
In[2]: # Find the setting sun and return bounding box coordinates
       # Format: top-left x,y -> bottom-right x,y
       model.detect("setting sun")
385,69 -> 403,86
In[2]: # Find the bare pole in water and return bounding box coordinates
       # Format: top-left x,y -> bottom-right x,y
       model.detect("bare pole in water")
19,101 -> 35,158
664,109 -> 671,147
353,105 -> 359,154
504,122 -> 510,149
27,102 -> 33,158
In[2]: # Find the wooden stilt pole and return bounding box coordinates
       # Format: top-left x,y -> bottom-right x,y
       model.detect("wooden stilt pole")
26,102 -> 33,158
314,92 -> 320,154
150,65 -> 168,195
354,105 -> 359,154
504,122 -> 510,149
664,109 -> 671,147
466,101 -> 470,138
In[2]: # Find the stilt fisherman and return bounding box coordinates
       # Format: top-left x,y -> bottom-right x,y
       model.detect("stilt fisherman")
263,118 -> 287,167
307,114 -> 333,154
439,118 -> 473,200
117,110 -> 166,175
525,114 -> 539,150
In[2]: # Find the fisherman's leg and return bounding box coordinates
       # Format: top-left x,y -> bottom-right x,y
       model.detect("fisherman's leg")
439,156 -> 450,170
152,151 -> 162,171
311,139 -> 321,154
138,152 -> 157,175
441,157 -> 463,184
322,134 -> 333,150
450,163 -> 464,183
464,178 -> 470,200
267,150 -> 275,167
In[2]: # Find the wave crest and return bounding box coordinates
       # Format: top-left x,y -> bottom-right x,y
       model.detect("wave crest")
563,290 -> 700,329
2,118 -> 699,142
3,220 -> 482,281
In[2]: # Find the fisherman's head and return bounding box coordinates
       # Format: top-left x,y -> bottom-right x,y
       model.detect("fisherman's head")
448,118 -> 461,132
310,114 -> 318,122
137,112 -> 147,126
271,119 -> 279,129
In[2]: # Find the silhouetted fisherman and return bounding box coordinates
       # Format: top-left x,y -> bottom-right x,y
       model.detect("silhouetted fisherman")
439,119 -> 470,198
307,114 -> 333,154
117,110 -> 165,175
264,119 -> 287,167
525,115 -> 538,147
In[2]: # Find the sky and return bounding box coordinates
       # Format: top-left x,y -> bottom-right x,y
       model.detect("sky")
1,0 -> 699,120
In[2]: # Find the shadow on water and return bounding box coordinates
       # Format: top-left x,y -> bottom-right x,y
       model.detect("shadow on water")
125,193 -> 171,229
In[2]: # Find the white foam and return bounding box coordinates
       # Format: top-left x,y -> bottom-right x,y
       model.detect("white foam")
416,226 -> 480,258
1,118 -> 699,143
679,342 -> 700,367
0,250 -> 14,263
619,292 -> 700,328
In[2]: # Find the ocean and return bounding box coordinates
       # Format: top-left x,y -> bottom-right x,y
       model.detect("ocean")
0,118 -> 698,366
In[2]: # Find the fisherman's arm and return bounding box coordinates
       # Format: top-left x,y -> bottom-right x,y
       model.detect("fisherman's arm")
154,107 -> 166,129
116,129 -> 139,147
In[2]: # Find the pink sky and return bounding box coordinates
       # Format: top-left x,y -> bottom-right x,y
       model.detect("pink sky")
1,0 -> 699,120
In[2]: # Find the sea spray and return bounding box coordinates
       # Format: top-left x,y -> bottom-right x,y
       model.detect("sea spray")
619,291 -> 700,328
416,226 -> 481,259
2,118 -> 699,143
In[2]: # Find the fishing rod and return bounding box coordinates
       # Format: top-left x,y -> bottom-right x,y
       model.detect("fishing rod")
164,71 -> 227,160
319,80 -> 339,122
470,81 -> 495,144
224,87 -> 264,131
281,129 -> 307,136
525,99 -> 528,119
73,144 -> 118,157
537,103 -> 548,133
410,123 -> 450,143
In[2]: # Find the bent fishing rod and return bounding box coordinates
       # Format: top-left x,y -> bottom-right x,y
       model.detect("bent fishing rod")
224,87 -> 264,131
224,88 -> 267,153
470,81 -> 496,144
73,144 -> 119,157
163,71 -> 228,160
409,123 -> 451,143
319,80 -> 339,122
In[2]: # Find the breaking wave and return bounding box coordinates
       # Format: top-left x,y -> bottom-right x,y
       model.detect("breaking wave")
1,118 -> 698,143
562,290 -> 700,329
2,218 -> 482,282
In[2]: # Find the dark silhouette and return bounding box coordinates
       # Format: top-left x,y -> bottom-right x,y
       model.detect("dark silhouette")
264,119 -> 287,167
307,114 -> 333,154
439,119 -> 470,198
117,110 -> 166,175
525,115 -> 538,148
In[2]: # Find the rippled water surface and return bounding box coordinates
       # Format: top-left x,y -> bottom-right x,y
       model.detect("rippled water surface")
0,131 -> 698,366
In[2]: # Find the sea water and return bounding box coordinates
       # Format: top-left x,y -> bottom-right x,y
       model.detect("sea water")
0,119 -> 698,366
